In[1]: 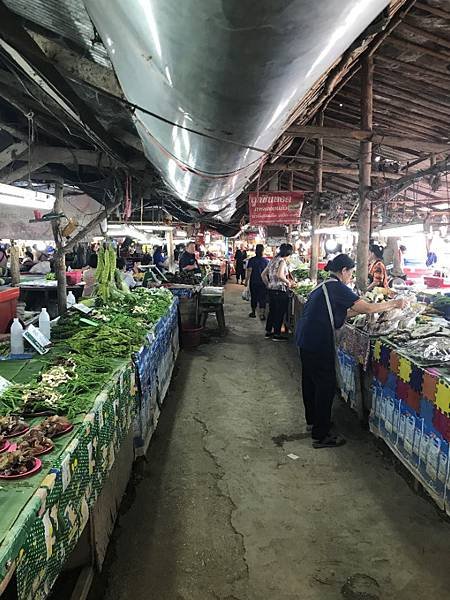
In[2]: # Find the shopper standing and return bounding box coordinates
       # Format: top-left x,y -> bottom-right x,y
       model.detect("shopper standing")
82,253 -> 98,297
262,243 -> 293,341
245,244 -> 269,320
296,254 -> 407,449
234,245 -> 247,284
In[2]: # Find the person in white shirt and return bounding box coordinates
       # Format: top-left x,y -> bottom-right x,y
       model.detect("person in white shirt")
117,257 -> 136,289
28,254 -> 51,275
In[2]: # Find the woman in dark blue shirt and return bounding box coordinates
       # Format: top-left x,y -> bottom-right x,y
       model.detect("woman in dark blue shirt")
296,254 -> 406,449
245,244 -> 269,320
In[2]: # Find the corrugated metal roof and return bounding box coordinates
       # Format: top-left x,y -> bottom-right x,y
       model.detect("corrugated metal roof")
4,0 -> 111,68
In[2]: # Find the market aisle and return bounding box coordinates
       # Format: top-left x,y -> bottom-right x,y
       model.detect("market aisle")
92,285 -> 450,600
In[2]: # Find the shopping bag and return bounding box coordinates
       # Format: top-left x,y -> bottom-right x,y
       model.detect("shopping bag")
242,287 -> 250,301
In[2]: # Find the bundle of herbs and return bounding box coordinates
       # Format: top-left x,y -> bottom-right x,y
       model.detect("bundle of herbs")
0,287 -> 174,418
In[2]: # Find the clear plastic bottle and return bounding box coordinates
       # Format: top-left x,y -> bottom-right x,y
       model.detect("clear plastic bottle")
10,318 -> 24,354
39,307 -> 51,340
66,291 -> 76,308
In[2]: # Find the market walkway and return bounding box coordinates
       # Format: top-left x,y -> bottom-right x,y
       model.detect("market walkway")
91,284 -> 450,600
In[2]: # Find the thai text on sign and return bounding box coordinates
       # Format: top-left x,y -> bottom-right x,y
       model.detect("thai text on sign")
248,191 -> 304,225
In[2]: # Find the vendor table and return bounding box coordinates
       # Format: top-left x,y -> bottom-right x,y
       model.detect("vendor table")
0,298 -> 179,599
292,292 -> 450,513
19,280 -> 84,319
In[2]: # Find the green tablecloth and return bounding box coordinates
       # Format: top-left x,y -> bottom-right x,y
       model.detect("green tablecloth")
0,357 -> 135,600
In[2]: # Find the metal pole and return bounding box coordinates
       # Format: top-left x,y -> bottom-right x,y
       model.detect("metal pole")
309,111 -> 323,282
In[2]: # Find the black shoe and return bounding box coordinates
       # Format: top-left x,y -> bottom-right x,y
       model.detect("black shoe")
265,332 -> 273,338
272,335 -> 288,342
313,435 -> 346,449
248,312 -> 256,318
260,314 -> 266,321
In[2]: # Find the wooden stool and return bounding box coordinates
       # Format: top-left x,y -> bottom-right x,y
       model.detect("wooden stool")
198,302 -> 226,334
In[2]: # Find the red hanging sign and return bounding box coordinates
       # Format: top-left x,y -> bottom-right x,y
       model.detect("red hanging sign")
248,191 -> 304,225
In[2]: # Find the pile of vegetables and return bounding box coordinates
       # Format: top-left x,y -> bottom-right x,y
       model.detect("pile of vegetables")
0,287 -> 174,419
92,243 -> 130,303
164,271 -> 200,285
294,283 -> 315,297
291,267 -> 310,281
291,268 -> 329,285
432,295 -> 450,317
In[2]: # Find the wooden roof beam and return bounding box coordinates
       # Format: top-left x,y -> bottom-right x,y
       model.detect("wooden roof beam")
27,31 -> 123,100
400,21 -> 450,51
388,35 -> 450,61
264,164 -> 401,179
0,1 -> 126,162
375,54 -> 450,85
285,126 -> 450,154
0,145 -> 146,183
0,141 -> 28,170
414,2 -> 450,20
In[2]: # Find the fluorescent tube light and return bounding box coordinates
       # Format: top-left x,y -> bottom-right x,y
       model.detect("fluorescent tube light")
0,183 -> 54,210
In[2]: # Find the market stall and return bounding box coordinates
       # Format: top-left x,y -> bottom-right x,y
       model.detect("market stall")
369,336 -> 450,513
0,244 -> 179,599
291,275 -> 450,510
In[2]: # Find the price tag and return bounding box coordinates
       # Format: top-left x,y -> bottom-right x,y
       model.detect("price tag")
73,303 -> 93,315
23,324 -> 50,355
61,454 -> 71,492
0,376 -> 11,394
80,317 -> 100,327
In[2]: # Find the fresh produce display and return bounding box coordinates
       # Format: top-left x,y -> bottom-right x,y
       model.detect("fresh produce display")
18,429 -> 53,455
0,450 -> 36,477
291,267 -> 310,281
163,271 -> 200,285
351,291 -> 427,336
0,416 -> 29,437
291,267 -> 329,283
36,416 -> 72,438
402,336 -> 450,365
432,295 -> 450,318
294,282 -> 315,297
45,273 -> 56,281
0,287 -> 174,419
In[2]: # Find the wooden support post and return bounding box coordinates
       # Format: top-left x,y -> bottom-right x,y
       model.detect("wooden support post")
287,172 -> 294,243
309,112 -> 324,282
166,229 -> 175,272
356,56 -> 373,292
51,182 -> 67,316
9,241 -> 20,287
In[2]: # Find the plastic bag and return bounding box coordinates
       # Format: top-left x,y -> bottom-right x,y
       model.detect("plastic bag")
242,287 -> 250,301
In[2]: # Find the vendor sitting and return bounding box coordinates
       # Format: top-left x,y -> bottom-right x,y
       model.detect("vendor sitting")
20,251 -> 36,272
179,242 -> 200,274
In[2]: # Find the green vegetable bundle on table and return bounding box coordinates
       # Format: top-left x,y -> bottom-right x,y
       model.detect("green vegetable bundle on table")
91,242 -> 130,303
0,286 -> 174,419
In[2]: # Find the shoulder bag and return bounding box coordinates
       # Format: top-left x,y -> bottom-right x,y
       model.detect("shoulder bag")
317,280 -> 344,390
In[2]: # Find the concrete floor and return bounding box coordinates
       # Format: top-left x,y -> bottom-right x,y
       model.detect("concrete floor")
94,284 -> 450,600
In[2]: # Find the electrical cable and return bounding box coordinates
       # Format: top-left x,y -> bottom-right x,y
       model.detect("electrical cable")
73,78 -> 374,165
